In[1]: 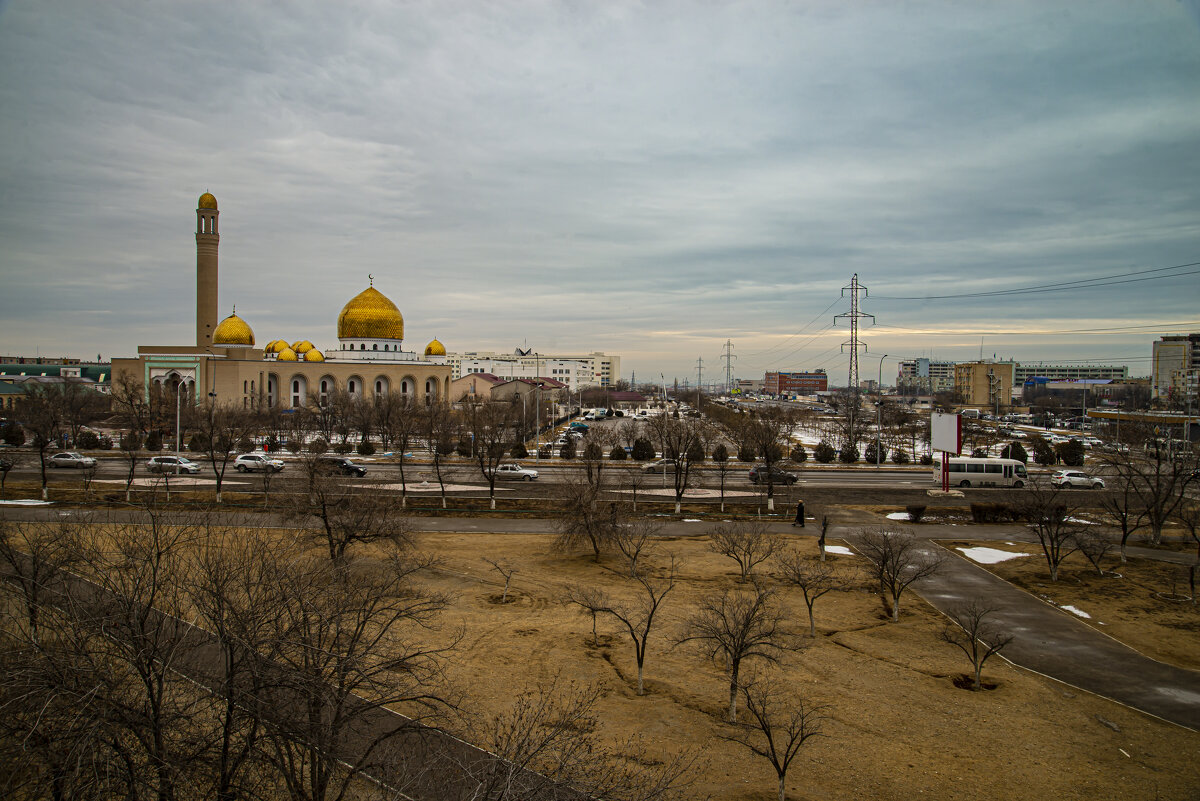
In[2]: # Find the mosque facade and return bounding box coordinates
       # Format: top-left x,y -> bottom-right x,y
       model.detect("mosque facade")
112,193 -> 452,409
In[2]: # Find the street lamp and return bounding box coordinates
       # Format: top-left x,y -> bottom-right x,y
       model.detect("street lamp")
876,354 -> 888,468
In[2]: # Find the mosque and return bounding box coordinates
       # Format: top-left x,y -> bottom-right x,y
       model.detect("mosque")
112,193 -> 452,409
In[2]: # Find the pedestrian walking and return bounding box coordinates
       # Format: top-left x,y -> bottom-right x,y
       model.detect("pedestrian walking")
793,499 -> 805,527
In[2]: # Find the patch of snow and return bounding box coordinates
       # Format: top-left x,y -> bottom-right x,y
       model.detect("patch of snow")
824,545 -> 855,556
885,512 -> 911,521
1065,517 -> 1098,525
0,499 -> 55,506
1061,605 -> 1091,619
683,518 -> 703,523
956,546 -> 1030,564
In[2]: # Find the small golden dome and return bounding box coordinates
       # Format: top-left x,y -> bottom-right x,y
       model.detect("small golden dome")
276,348 -> 298,362
304,349 -> 325,362
337,285 -> 404,341
198,192 -> 218,210
213,311 -> 254,346
267,340 -> 289,354
424,337 -> 446,357
292,340 -> 314,354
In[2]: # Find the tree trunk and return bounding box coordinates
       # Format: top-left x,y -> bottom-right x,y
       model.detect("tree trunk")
974,664 -> 983,691
675,501 -> 681,514
637,663 -> 644,696
779,775 -> 787,801
728,661 -> 740,722
891,594 -> 900,622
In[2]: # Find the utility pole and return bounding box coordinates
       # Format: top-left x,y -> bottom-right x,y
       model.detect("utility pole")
722,339 -> 736,394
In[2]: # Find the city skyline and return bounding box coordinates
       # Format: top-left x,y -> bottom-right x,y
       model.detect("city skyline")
2,2 -> 1198,385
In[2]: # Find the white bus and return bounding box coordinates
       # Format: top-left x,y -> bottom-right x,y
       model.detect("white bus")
931,456 -> 1029,488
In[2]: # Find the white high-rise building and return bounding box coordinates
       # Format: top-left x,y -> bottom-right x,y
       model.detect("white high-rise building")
444,350 -> 620,391
1152,334 -> 1200,402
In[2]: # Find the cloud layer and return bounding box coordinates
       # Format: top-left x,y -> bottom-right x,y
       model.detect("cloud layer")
2,2 -> 1197,385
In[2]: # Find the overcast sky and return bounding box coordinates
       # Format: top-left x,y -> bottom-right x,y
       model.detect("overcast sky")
1,1 -> 1198,387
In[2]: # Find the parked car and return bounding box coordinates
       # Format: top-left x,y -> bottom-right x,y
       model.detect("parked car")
315,456 -> 367,477
643,458 -> 679,473
1050,470 -> 1105,489
234,453 -> 285,473
495,463 -> 538,481
49,451 -> 96,469
569,422 -> 589,431
748,464 -> 798,485
146,455 -> 201,474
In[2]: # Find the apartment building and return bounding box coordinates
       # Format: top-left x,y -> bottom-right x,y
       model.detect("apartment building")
954,361 -> 1015,411
897,358 -> 955,395
446,350 -> 620,390
764,370 -> 828,395
1152,333 -> 1200,402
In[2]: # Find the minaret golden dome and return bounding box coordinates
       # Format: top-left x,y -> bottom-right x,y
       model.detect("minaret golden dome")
198,192 -> 218,209
424,337 -> 446,357
337,285 -> 404,340
212,310 -> 254,346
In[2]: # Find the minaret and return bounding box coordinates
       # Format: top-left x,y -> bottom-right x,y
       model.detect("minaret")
196,192 -> 220,347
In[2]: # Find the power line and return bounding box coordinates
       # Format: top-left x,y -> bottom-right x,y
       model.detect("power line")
872,320 -> 1200,337
872,260 -> 1200,300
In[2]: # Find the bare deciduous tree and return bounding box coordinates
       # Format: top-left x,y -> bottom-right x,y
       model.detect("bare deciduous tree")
940,600 -> 1014,691
1074,526 -> 1114,576
678,582 -> 799,722
723,676 -> 828,801
709,521 -> 784,583
483,556 -> 517,603
774,549 -> 850,636
854,528 -> 943,621
554,472 -> 618,562
294,458 -> 416,563
1012,482 -> 1084,582
612,515 -> 662,577
567,559 -> 677,695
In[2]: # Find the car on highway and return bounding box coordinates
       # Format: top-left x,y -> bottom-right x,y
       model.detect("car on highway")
1050,470 -> 1105,489
234,453 -> 285,473
49,451 -> 97,469
643,458 -> 681,473
146,455 -> 201,474
315,456 -> 367,477
495,463 -> 539,481
748,464 -> 799,485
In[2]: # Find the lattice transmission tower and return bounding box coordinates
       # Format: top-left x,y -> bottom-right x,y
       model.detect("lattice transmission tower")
833,273 -> 875,389
722,339 -> 736,393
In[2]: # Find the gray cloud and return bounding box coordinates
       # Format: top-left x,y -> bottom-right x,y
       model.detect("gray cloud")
1,1 -> 1197,384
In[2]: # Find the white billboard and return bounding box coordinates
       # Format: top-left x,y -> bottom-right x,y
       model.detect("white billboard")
931,412 -> 962,455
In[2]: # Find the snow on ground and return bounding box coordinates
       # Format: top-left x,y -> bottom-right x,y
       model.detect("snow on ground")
0,499 -> 54,506
824,545 -> 855,556
1066,517 -> 1098,525
632,487 -> 758,499
1061,605 -> 1091,619
354,482 -> 513,493
886,512 -> 911,521
956,546 -> 1031,564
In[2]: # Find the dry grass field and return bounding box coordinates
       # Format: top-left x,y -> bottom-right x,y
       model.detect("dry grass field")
409,528 -> 1200,801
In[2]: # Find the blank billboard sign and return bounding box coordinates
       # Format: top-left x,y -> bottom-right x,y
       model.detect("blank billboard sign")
931,412 -> 962,455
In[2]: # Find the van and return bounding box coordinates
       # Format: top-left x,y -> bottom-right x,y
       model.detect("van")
960,409 -> 980,419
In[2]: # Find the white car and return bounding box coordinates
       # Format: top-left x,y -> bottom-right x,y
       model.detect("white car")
495,463 -> 538,481
49,451 -> 96,469
147,455 -> 201,474
1051,470 -> 1104,489
234,453 -> 285,473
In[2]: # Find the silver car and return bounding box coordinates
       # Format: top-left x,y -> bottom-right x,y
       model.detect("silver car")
50,451 -> 97,469
234,453 -> 285,473
1050,470 -> 1104,489
147,455 -> 201,474
495,463 -> 538,481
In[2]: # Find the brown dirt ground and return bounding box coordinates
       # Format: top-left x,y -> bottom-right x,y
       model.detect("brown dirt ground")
408,529 -> 1200,801
942,540 -> 1200,671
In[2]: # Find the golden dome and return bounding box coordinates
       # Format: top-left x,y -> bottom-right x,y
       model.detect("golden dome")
213,311 -> 254,346
198,192 -> 218,210
266,340 -> 290,354
337,285 -> 404,340
276,348 -> 298,362
292,340 -> 314,354
424,337 -> 446,357
304,349 -> 325,362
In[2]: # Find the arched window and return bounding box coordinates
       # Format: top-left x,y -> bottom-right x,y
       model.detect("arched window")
374,376 -> 390,397
424,377 -> 438,406
373,344 -> 378,351
290,375 -> 307,409
347,376 -> 363,399
319,377 -> 331,405
266,375 -> 278,407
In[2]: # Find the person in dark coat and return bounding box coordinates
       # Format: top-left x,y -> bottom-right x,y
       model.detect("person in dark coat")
793,499 -> 805,527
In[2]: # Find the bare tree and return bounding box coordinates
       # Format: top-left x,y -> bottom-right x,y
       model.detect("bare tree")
554,472 -> 618,562
708,521 -> 784,583
612,515 -> 662,577
294,457 -> 415,563
1107,433 -> 1197,544
566,559 -> 677,695
483,556 -> 517,603
1096,454 -> 1148,563
733,406 -> 796,511
678,582 -> 799,722
1011,482 -> 1083,582
195,400 -> 260,503
712,443 -> 731,512
424,401 -> 459,509
723,677 -> 828,801
263,553 -> 454,801
940,600 -> 1014,691
450,677 -> 695,801
0,453 -> 15,499
21,383 -> 66,500
774,549 -> 850,636
646,413 -> 708,513
466,399 -> 519,509
1074,527 -> 1114,576
854,528 -> 943,621
110,374 -> 154,501
386,396 -> 423,508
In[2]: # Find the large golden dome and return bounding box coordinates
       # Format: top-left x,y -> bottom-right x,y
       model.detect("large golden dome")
198,192 -> 218,209
424,337 -> 446,357
337,286 -> 404,340
213,311 -> 254,346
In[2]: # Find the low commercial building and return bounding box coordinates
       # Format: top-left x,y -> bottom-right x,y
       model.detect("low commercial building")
447,350 -> 620,390
1014,363 -> 1129,382
764,370 -> 828,395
